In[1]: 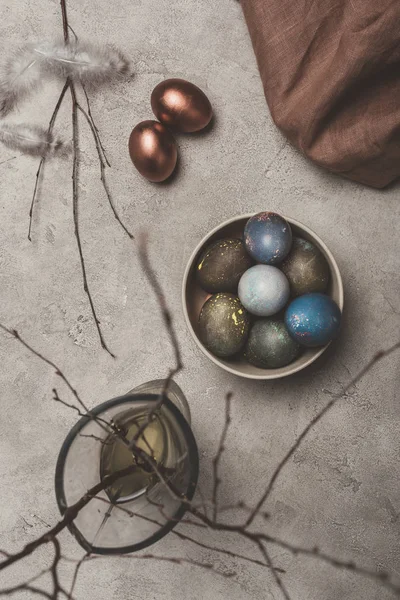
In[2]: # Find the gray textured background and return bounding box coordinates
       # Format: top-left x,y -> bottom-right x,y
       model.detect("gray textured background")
0,1 -> 399,599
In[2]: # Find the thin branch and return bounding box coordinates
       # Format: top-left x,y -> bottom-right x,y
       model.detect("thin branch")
181,505 -> 400,597
0,567 -> 51,599
67,24 -> 78,43
212,392 -> 232,521
195,484 -> 210,519
245,341 -> 400,527
138,233 -> 182,371
52,388 -> 87,418
67,552 -> 89,600
261,533 -> 400,596
78,433 -> 113,445
0,585 -> 53,599
53,389 -> 113,432
129,235 -> 184,446
76,100 -> 133,239
255,541 -> 292,600
60,0 -> 69,42
81,83 -> 110,167
0,156 -> 17,166
28,80 -> 70,241
0,324 -> 89,413
49,538 -> 61,599
93,495 -> 285,573
70,80 -> 115,358
88,553 -> 236,580
0,463 -> 140,572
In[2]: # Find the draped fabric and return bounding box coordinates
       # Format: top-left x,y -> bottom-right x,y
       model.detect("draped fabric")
241,0 -> 400,188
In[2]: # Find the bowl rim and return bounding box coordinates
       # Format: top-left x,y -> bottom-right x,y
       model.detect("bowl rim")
182,213 -> 344,380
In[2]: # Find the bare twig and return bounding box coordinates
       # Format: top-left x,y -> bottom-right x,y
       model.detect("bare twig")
93,495 -> 285,573
255,541 -> 292,600
0,463 -> 140,572
60,0 -> 69,42
0,585 -> 53,599
53,389 -> 113,432
70,80 -> 115,358
76,100 -> 133,239
88,553 -> 236,580
28,80 -> 70,241
0,324 -> 89,413
212,392 -> 232,521
81,83 -> 110,167
78,433 -> 113,445
68,552 -> 89,600
137,233 -> 182,372
0,156 -> 17,166
49,538 -> 62,599
129,235 -> 184,446
261,533 -> 400,595
245,341 -> 400,527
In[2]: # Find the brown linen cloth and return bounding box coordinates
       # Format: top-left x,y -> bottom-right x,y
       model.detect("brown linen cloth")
241,0 -> 400,188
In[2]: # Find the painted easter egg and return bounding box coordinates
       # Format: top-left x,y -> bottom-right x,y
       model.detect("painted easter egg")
244,212 -> 292,264
245,319 -> 301,368
238,265 -> 290,317
285,293 -> 341,347
196,238 -> 254,293
128,120 -> 177,182
198,293 -> 250,357
281,237 -> 330,297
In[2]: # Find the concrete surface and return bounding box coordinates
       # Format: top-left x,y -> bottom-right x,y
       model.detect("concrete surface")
0,1 -> 399,599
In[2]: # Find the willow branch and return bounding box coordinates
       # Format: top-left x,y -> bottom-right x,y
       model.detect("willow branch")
67,553 -> 89,600
94,495 -> 284,573
255,541 -> 292,600
129,234 -> 184,446
28,80 -> 70,241
212,392 -> 232,521
88,553 -> 235,580
81,83 -> 110,167
70,80 -> 115,358
76,100 -> 133,239
137,233 -> 182,372
0,463 -> 140,572
0,324 -> 89,413
60,0 -> 69,42
0,585 -> 53,599
245,341 -> 400,527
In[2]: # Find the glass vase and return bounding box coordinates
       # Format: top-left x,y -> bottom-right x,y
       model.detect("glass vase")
55,380 -> 198,554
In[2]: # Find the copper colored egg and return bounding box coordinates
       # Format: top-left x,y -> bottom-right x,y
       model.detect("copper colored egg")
128,120 -> 177,182
151,78 -> 212,133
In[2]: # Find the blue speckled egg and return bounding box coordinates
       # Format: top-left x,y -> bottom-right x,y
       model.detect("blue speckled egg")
285,293 -> 341,347
238,265 -> 290,317
244,212 -> 292,264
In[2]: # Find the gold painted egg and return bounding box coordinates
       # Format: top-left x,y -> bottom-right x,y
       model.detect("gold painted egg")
198,293 -> 250,358
196,238 -> 254,293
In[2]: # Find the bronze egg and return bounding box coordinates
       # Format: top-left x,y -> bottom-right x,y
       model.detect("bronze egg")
151,79 -> 212,133
128,120 -> 177,182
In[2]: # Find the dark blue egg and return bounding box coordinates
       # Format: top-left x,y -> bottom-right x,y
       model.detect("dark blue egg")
244,212 -> 292,264
285,293 -> 341,347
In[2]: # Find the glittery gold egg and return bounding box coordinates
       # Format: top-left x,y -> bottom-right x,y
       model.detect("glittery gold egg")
151,79 -> 212,133
196,238 -> 254,293
198,293 -> 250,358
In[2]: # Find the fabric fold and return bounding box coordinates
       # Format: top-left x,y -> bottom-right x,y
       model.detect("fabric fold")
241,0 -> 400,188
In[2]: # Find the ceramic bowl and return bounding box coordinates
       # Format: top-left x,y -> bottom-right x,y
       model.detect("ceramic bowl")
182,214 -> 344,380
